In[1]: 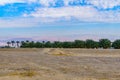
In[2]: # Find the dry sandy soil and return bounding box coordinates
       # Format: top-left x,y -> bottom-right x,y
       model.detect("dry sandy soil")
0,48 -> 119,80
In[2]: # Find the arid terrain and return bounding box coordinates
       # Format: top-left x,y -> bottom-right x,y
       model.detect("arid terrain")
0,48 -> 119,80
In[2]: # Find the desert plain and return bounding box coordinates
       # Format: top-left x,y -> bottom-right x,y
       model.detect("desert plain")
0,48 -> 119,80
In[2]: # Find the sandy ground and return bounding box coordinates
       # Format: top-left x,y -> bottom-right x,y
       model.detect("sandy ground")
0,48 -> 119,80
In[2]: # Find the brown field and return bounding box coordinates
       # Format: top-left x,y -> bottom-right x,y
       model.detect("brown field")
0,48 -> 119,80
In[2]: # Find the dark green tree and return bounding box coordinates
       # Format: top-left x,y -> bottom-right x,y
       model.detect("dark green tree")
35,42 -> 42,48
44,41 -> 52,48
73,40 -> 85,48
20,41 -> 29,48
112,40 -> 120,49
94,41 -> 99,49
85,39 -> 97,48
26,40 -> 29,43
52,41 -> 63,48
99,39 -> 111,49
62,41 -> 74,48
29,41 -> 35,48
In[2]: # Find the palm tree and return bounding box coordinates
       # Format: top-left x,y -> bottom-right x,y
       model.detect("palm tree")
16,41 -> 20,48
26,40 -> 29,43
7,42 -> 11,47
42,41 -> 45,48
21,41 -> 25,44
42,41 -> 45,44
11,41 -> 15,47
20,41 -> 25,48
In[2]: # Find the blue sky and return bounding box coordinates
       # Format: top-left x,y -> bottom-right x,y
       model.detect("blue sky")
0,0 -> 120,45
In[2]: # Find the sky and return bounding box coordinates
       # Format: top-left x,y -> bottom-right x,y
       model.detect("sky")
0,0 -> 120,45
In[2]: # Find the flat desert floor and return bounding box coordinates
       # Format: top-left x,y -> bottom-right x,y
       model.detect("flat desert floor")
0,48 -> 119,80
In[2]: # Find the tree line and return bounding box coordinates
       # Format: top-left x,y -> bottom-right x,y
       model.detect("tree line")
6,39 -> 120,49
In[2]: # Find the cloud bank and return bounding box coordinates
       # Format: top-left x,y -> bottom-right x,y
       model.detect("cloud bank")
0,0 -> 120,28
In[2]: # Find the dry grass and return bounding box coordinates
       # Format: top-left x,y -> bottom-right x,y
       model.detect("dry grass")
44,48 -> 74,56
8,70 -> 37,77
0,48 -> 119,80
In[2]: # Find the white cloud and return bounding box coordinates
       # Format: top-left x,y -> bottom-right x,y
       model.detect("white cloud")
26,6 -> 97,19
0,6 -> 118,27
0,0 -> 120,24
0,0 -> 25,5
24,5 -> 120,22
86,0 -> 120,9
21,0 -> 120,23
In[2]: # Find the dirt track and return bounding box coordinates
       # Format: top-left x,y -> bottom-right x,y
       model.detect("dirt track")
0,48 -> 119,80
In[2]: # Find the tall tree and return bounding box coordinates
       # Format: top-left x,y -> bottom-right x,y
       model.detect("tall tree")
99,39 -> 111,49
29,41 -> 35,48
85,39 -> 97,48
20,41 -> 28,48
16,41 -> 20,48
35,42 -> 42,48
112,40 -> 120,49
7,42 -> 11,47
94,41 -> 99,49
73,40 -> 85,48
11,41 -> 15,47
44,41 -> 52,48
42,41 -> 45,48
62,41 -> 74,48
26,40 -> 29,43
53,41 -> 63,48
